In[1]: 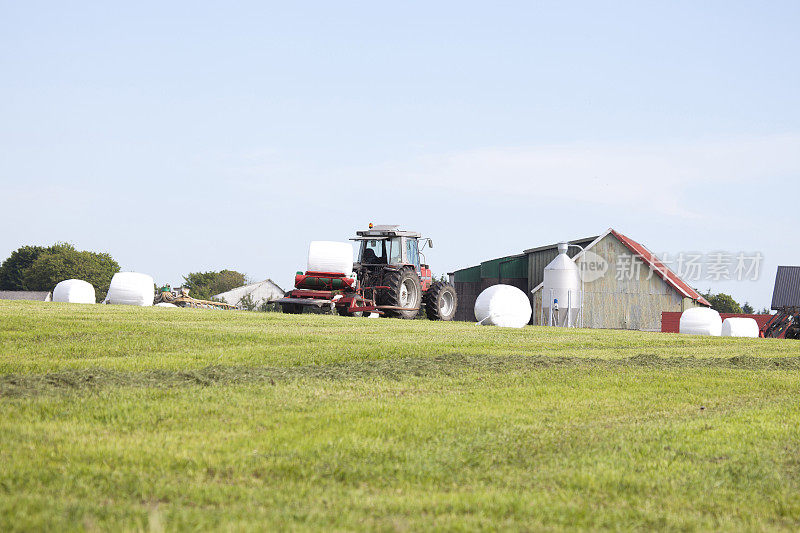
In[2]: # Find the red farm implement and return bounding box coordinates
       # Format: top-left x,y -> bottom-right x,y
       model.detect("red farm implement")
276,225 -> 457,320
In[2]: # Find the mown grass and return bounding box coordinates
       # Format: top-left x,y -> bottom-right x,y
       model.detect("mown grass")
1,300 -> 799,531
1,301 -> 796,374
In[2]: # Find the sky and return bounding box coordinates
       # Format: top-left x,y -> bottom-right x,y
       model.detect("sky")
1,1 -> 798,309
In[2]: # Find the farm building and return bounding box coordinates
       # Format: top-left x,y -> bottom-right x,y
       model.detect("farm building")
770,266 -> 800,311
213,279 -> 285,309
0,291 -> 52,302
450,228 -> 710,331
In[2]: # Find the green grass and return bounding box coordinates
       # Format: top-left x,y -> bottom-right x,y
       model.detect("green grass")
1,300 -> 799,531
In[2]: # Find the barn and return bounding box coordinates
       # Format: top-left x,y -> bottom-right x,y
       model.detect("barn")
213,279 -> 285,309
770,266 -> 800,312
450,228 -> 710,331
0,291 -> 53,302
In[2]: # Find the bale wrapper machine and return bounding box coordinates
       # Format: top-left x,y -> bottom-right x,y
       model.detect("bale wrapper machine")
276,224 -> 458,319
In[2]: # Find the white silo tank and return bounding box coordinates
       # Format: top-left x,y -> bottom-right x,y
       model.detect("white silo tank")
542,243 -> 581,327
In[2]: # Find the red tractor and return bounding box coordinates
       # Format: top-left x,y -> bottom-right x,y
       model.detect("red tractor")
277,225 -> 457,320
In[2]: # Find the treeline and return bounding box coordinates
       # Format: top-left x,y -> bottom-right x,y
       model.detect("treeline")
181,270 -> 247,300
0,244 -> 119,302
701,291 -> 770,315
1,244 -> 249,303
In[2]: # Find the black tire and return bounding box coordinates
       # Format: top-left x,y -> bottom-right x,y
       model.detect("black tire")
424,281 -> 458,321
281,303 -> 302,314
380,267 -> 422,319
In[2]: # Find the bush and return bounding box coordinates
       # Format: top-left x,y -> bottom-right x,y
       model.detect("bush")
702,291 -> 743,314
20,243 -> 120,301
0,245 -> 50,290
183,270 -> 247,300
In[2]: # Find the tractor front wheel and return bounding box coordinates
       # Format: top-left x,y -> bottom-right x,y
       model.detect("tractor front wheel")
424,281 -> 458,321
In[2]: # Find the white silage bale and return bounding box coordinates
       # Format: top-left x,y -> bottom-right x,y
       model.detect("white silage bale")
105,272 -> 154,306
307,241 -> 353,275
474,285 -> 532,328
679,307 -> 722,336
721,317 -> 759,338
155,302 -> 178,308
53,279 -> 96,304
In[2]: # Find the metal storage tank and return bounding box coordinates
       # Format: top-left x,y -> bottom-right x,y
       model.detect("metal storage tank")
542,243 -> 581,326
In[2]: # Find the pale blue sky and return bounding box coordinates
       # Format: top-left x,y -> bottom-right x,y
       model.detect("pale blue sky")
2,1 -> 798,308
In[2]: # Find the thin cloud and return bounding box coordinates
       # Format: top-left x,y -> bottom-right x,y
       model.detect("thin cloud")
349,134 -> 800,218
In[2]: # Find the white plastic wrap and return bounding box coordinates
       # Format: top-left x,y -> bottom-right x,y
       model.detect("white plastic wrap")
155,302 -> 178,308
721,317 -> 759,338
307,241 -> 353,275
53,279 -> 96,304
679,307 -> 722,336
474,284 -> 532,328
105,272 -> 154,306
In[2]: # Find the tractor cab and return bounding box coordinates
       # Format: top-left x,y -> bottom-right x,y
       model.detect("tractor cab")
352,225 -> 433,292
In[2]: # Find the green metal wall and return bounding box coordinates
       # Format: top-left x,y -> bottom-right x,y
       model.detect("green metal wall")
453,265 -> 480,283
479,254 -> 528,282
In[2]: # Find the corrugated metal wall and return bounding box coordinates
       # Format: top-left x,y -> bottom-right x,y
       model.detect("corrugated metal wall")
771,266 -> 800,310
453,281 -> 481,321
453,266 -> 481,321
452,256 -> 528,322
480,254 -> 528,294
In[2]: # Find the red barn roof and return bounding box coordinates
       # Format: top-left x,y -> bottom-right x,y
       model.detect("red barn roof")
611,229 -> 710,307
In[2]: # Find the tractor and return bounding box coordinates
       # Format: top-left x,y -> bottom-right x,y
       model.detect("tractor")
761,307 -> 800,339
276,225 -> 457,320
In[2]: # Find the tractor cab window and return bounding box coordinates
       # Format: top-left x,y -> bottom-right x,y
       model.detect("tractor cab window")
387,237 -> 402,265
406,238 -> 420,270
360,239 -> 387,264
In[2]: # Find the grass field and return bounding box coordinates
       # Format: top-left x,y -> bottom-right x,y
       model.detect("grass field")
1,300 -> 799,531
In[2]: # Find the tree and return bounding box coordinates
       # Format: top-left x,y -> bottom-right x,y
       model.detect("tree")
182,270 -> 247,300
0,245 -> 48,290
211,270 -> 248,296
702,291 -> 742,314
741,302 -> 754,314
237,293 -> 257,311
21,243 -> 120,301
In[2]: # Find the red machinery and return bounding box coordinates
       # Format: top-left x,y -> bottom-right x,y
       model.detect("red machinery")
277,270 -> 378,315
760,308 -> 800,339
276,224 -> 457,319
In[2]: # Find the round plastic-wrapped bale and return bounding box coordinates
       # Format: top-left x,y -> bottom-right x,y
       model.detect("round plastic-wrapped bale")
155,302 -> 178,308
679,307 -> 722,336
53,279 -> 96,304
721,317 -> 759,338
474,285 -> 532,328
307,241 -> 353,275
105,272 -> 155,306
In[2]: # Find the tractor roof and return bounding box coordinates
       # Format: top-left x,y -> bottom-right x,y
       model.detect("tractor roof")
354,225 -> 422,239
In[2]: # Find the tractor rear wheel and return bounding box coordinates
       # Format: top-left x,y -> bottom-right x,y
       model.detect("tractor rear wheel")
424,281 -> 458,320
381,267 -> 422,319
